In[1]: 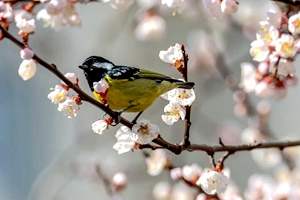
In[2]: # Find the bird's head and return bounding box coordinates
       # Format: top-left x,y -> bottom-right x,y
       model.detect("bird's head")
79,56 -> 115,91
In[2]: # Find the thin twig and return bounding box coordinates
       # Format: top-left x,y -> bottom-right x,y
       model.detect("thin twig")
95,165 -> 113,196
181,44 -> 192,147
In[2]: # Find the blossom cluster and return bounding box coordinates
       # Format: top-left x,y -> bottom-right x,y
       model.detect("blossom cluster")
202,0 -> 239,19
241,9 -> 299,99
159,44 -> 196,125
91,119 -> 160,154
147,152 -> 232,198
48,73 -> 81,118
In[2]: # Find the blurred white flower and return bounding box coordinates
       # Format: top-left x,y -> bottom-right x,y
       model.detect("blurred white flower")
182,163 -> 202,183
146,149 -> 168,176
241,127 -> 264,143
159,43 -> 183,65
37,0 -> 81,31
289,11 -> 300,35
2,3 -> 14,23
244,174 -> 276,200
134,15 -> 166,41
131,119 -> 160,144
91,119 -> 108,135
16,18 -> 35,33
251,148 -> 282,169
161,0 -> 186,13
267,9 -> 281,28
219,184 -> 243,200
14,9 -> 33,22
196,170 -> 229,195
0,2 -> 5,12
18,59 -> 37,81
249,40 -> 270,62
220,0 -> 238,14
275,34 -> 297,58
57,97 -> 79,118
161,103 -> 186,125
162,88 -> 195,106
202,0 -> 222,19
113,126 -> 135,154
269,57 -> 295,77
48,85 -> 68,104
112,172 -> 127,191
62,72 -> 78,85
109,0 -> 134,10
152,182 -> 171,200
169,182 -> 197,200
170,167 -> 182,180
240,62 -> 257,93
20,47 -> 34,60
255,81 -> 272,98
93,80 -> 109,94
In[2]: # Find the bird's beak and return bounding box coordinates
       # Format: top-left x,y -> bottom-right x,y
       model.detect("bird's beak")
79,65 -> 88,69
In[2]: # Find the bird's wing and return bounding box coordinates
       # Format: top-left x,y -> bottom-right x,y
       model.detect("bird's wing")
109,65 -> 182,83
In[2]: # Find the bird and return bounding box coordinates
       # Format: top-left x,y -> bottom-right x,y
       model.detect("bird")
79,56 -> 195,114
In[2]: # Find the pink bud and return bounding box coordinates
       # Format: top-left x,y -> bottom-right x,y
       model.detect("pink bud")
257,62 -> 269,75
20,47 -> 34,60
112,172 -> 127,191
170,167 -> 182,180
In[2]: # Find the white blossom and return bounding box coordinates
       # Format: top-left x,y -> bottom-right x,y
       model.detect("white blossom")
62,72 -> 78,84
146,149 -> 168,176
170,167 -> 182,180
249,40 -> 270,62
161,103 -> 186,125
134,15 -> 166,42
256,21 -> 279,44
131,119 -> 160,144
57,97 -> 79,118
16,18 -> 35,33
159,43 -> 183,64
220,0 -> 238,14
269,57 -> 295,77
20,47 -> 34,60
289,12 -> 300,35
202,0 -> 222,19
161,0 -> 186,13
267,9 -> 281,28
93,80 -> 109,94
240,62 -> 257,92
196,170 -> 229,195
275,34 -> 297,58
113,126 -> 135,154
2,4 -> 14,23
48,85 -> 68,104
182,163 -> 202,183
91,119 -> 108,135
162,88 -> 196,106
18,59 -> 37,81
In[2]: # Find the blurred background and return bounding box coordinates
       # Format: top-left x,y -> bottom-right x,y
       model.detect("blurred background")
1,0 -> 300,199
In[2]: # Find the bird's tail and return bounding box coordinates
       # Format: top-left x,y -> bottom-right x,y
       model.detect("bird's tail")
177,82 -> 195,89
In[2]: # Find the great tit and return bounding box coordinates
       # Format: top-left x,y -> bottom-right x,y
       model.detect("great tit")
79,56 -> 194,113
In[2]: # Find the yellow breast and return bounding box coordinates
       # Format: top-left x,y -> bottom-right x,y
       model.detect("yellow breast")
92,75 -> 179,112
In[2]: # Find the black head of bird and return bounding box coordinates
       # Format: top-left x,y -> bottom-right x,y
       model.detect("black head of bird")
79,56 -> 114,90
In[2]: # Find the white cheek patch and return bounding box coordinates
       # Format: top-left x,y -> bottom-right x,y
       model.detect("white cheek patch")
93,62 -> 114,70
113,72 -> 122,76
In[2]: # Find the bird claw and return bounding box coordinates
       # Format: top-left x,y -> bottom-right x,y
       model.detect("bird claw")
111,111 -> 122,126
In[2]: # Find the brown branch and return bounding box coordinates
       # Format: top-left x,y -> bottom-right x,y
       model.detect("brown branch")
180,44 -> 192,147
272,0 -> 300,6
